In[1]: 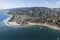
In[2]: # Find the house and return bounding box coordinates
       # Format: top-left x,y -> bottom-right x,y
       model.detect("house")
16,20 -> 22,24
16,18 -> 28,24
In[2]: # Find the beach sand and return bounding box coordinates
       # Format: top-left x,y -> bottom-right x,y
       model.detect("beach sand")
7,22 -> 20,26
3,13 -> 60,30
5,21 -> 60,30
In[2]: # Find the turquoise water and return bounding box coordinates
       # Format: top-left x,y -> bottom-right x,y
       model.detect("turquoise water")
0,11 -> 60,40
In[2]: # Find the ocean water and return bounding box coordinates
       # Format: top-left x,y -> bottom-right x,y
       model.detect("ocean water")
0,11 -> 60,40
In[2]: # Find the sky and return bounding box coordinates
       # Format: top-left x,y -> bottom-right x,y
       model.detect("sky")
0,0 -> 60,9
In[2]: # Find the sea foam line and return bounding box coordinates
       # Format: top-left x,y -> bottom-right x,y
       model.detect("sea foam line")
3,13 -> 13,26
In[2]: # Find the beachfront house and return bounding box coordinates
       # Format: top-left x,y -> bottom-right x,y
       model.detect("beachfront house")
16,18 -> 28,24
16,20 -> 22,24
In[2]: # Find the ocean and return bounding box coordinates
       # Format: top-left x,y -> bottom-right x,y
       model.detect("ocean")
0,10 -> 60,40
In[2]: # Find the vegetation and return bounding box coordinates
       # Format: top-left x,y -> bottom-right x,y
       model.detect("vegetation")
8,7 -> 60,27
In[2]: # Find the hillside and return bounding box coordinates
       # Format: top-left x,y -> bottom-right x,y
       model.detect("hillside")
7,7 -> 60,27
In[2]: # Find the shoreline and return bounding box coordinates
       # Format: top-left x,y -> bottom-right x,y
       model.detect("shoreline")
3,13 -> 60,30
6,21 -> 60,30
43,24 -> 60,30
3,13 -> 13,26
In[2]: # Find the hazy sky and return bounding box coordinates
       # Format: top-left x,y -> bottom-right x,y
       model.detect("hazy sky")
0,0 -> 60,9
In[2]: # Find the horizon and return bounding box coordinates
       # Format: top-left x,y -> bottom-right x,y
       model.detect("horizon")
2,7 -> 60,9
0,0 -> 60,9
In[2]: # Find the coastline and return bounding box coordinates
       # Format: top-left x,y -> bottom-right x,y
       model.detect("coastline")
3,13 -> 60,30
3,14 -> 13,26
43,24 -> 60,30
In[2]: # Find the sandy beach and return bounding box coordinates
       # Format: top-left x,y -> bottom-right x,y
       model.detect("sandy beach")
43,24 -> 60,30
5,20 -> 60,30
3,13 -> 60,30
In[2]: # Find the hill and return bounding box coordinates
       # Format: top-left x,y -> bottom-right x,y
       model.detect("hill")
7,7 -> 60,27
